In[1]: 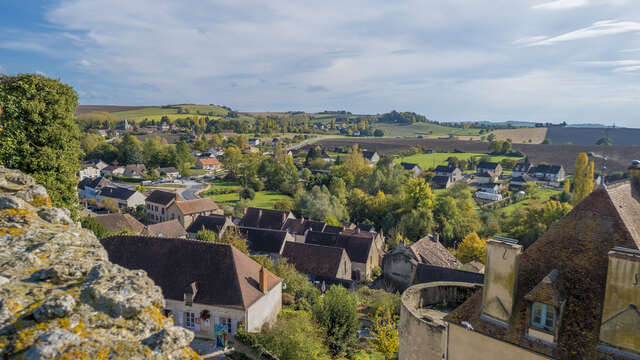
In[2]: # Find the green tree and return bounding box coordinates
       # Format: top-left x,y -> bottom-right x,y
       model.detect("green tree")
405,177 -> 435,210
260,310 -> 331,360
272,258 -> 320,308
456,232 -> 486,264
195,229 -> 217,242
295,185 -> 347,221
572,153 -> 594,205
0,74 -> 82,214
596,136 -> 612,146
505,201 -> 572,247
174,140 -> 194,176
80,216 -> 109,238
218,227 -> 249,254
313,285 -> 360,357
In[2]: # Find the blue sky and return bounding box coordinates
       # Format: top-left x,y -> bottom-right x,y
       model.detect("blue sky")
2,0 -> 640,127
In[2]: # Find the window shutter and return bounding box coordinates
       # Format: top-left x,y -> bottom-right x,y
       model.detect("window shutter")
178,311 -> 184,326
231,319 -> 238,334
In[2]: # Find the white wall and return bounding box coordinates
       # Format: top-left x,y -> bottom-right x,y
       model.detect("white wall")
246,282 -> 282,332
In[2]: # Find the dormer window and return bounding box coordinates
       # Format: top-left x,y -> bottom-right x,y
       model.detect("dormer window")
531,302 -> 555,332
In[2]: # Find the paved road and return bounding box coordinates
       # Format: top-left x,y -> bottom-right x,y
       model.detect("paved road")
180,180 -> 206,200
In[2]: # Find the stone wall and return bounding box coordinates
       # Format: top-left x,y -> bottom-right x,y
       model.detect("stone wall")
0,166 -> 200,359
398,282 -> 481,360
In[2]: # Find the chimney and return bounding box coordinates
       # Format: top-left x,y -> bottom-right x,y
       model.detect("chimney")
599,247 -> 640,355
481,237 -> 523,326
259,266 -> 268,293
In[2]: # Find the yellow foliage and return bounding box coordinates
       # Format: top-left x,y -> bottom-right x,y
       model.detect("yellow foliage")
456,232 -> 486,264
371,306 -> 398,359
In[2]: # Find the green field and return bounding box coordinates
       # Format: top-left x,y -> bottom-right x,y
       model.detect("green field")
108,105 -> 229,122
395,152 -> 523,171
498,188 -> 561,216
375,122 -> 483,137
203,180 -> 292,210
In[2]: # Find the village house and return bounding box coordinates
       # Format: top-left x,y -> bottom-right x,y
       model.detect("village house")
431,175 -> 453,189
156,167 -> 180,179
240,208 -> 295,230
96,129 -> 108,137
478,182 -> 503,194
362,151 -> 380,165
476,161 -> 503,177
530,164 -> 566,182
400,162 -> 423,177
244,146 -> 260,154
509,174 -> 536,190
116,119 -> 132,131
399,170 -> 640,360
78,176 -> 109,200
78,163 -> 102,180
248,138 -> 260,146
434,165 -> 464,182
305,230 -> 380,281
101,165 -> 125,176
144,219 -> 187,238
93,213 -> 145,235
186,214 -> 235,239
282,241 -> 353,282
145,190 -> 183,223
167,198 -> 221,228
383,234 -> 462,291
239,227 -> 294,259
97,186 -> 146,209
123,164 -> 147,178
281,217 -> 328,242
195,157 -> 222,171
158,121 -> 170,131
100,236 -> 283,337
512,158 -> 533,177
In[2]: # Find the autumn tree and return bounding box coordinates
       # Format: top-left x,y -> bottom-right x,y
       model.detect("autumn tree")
405,177 -> 435,210
313,285 -> 359,357
572,153 -> 594,205
0,74 -> 82,214
195,229 -> 217,242
371,306 -> 399,360
456,232 -> 487,264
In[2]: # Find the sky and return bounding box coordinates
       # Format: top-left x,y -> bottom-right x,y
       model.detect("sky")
1,0 -> 640,126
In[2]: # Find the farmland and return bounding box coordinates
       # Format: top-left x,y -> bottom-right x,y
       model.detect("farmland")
394,152 -> 522,171
458,128 -> 548,144
202,180 -> 291,210
314,137 -> 640,173
75,104 -> 230,123
374,122 -> 482,137
545,127 -> 640,146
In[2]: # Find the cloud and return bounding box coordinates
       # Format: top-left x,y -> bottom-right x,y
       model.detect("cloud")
76,59 -> 92,67
520,20 -> 640,46
35,70 -> 46,76
532,0 -> 589,10
575,59 -> 640,72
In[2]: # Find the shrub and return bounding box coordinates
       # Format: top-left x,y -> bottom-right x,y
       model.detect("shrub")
240,187 -> 255,200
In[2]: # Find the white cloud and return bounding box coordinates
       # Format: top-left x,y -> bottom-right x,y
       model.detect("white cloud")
532,0 -> 589,11
35,70 -> 46,76
522,20 -> 640,46
575,59 -> 640,72
76,59 -> 92,67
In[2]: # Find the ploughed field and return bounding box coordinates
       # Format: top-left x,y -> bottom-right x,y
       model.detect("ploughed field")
545,127 -> 640,146
314,137 -> 640,173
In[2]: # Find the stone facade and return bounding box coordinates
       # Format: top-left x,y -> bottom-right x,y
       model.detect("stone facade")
0,166 -> 199,359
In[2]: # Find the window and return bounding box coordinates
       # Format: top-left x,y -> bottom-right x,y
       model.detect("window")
184,312 -> 196,329
531,302 -> 555,332
162,208 -> 165,214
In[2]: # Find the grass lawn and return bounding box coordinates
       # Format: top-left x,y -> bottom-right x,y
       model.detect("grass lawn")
498,188 -> 562,216
154,183 -> 187,188
108,105 -> 229,122
395,152 -> 523,171
203,180 -> 292,210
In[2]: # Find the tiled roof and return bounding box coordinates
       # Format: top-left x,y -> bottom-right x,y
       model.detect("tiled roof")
531,164 -> 563,174
186,214 -> 229,234
197,157 -> 220,166
78,176 -> 108,190
239,227 -> 289,254
400,162 -> 421,170
240,207 -> 293,230
282,242 -> 347,279
174,198 -> 219,215
145,219 -> 186,238
157,167 -> 178,174
431,175 -> 451,185
94,213 -> 145,234
100,236 -> 281,309
445,182 -> 640,358
434,165 -> 457,173
362,151 -> 378,160
99,186 -> 139,200
146,190 -> 182,206
409,235 -> 461,268
306,231 -> 374,263
478,161 -> 500,170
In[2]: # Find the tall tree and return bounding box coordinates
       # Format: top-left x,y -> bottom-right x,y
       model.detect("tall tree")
0,74 -> 82,213
572,153 -> 594,205
456,232 -> 487,264
313,285 -> 359,357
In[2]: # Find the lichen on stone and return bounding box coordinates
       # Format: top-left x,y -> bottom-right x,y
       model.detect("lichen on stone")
0,166 -> 199,359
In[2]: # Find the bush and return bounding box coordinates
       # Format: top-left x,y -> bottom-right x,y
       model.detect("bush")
240,187 -> 255,200
80,216 -> 109,238
235,329 -> 267,357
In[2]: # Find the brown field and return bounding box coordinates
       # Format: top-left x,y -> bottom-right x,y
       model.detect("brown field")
75,105 -> 152,115
457,127 -> 548,144
314,137 -> 640,174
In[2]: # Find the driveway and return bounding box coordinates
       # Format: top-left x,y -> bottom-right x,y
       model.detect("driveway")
180,179 -> 207,200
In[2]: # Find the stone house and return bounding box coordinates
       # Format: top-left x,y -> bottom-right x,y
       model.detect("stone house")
509,174 -> 536,190
431,175 -> 452,189
78,164 -> 101,180
281,218 -> 328,242
100,236 -> 283,337
101,165 -> 125,176
186,214 -> 236,239
434,180 -> 640,360
362,151 -> 380,165
512,159 -> 533,177
400,162 -> 423,177
240,208 -> 295,230
530,164 -> 566,182
239,227 -> 294,258
383,234 -> 462,291
123,164 -> 147,178
97,186 -> 146,209
478,182 -> 503,194
195,157 -> 222,171
306,230 -> 380,281
476,161 -> 502,177
78,176 -> 109,200
282,241 -> 352,282
156,167 -> 180,179
93,213 -> 145,235
144,219 -> 187,238
145,190 -> 183,223
434,165 -> 464,182
167,198 -> 221,228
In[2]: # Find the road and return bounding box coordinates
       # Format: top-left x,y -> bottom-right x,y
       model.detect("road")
179,180 -> 206,200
